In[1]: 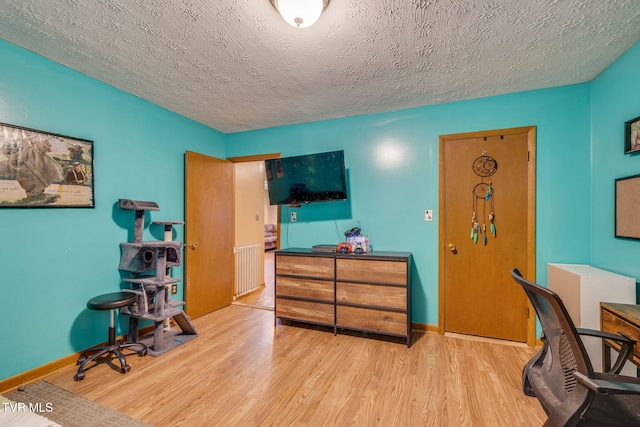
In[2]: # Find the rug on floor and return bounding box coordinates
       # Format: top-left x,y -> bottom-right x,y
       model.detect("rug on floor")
5,381 -> 153,427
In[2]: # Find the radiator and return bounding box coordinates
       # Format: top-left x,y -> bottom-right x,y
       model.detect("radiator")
233,244 -> 262,299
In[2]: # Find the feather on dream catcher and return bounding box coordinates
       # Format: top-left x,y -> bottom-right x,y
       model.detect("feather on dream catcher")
471,151 -> 497,245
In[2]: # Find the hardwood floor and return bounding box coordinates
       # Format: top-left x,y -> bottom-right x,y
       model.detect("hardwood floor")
38,302 -> 547,426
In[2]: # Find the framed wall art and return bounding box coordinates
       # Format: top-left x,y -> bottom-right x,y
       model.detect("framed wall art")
615,174 -> 640,239
624,115 -> 640,154
0,122 -> 94,208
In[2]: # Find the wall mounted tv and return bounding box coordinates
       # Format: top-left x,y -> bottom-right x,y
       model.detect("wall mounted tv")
265,150 -> 348,206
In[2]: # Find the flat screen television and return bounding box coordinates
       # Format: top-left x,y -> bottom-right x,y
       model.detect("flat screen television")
265,150 -> 347,205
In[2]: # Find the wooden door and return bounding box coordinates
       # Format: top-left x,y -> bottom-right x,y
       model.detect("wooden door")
439,127 -> 536,342
185,151 -> 234,318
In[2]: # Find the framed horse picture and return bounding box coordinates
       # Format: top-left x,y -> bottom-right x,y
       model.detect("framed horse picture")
0,122 -> 94,208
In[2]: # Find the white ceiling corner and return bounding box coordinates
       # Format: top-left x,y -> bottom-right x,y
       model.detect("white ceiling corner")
0,0 -> 639,134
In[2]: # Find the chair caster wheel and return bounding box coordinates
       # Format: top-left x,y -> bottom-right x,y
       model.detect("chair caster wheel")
120,365 -> 131,374
77,355 -> 87,365
74,372 -> 85,381
138,348 -> 147,357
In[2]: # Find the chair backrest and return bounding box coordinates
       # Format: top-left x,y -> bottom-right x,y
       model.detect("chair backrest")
511,268 -> 594,425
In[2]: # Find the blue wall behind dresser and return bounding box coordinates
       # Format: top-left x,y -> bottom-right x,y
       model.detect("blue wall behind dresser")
226,83 -> 593,328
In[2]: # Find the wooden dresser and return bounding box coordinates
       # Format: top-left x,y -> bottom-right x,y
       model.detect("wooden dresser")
275,248 -> 412,346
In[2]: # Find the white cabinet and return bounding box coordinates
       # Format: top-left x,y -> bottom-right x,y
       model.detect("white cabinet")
548,264 -> 636,374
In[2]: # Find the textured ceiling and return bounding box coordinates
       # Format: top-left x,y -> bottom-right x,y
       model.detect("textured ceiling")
0,0 -> 639,134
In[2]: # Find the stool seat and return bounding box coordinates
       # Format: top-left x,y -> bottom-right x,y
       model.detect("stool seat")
74,291 -> 147,381
87,292 -> 137,311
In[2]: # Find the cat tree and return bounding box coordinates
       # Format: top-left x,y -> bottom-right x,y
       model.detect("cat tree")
117,199 -> 197,356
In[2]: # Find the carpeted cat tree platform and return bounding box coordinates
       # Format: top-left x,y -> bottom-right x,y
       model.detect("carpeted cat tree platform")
118,199 -> 198,356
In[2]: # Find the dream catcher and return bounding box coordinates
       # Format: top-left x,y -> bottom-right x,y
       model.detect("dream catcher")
471,151 -> 497,245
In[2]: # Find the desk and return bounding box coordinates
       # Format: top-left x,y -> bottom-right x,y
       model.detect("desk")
600,302 -> 640,371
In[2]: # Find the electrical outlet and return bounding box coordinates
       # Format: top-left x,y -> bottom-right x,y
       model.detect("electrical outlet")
425,210 -> 433,221
290,211 -> 297,222
171,284 -> 178,295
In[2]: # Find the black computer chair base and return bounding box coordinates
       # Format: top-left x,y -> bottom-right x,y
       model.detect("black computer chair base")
75,292 -> 147,381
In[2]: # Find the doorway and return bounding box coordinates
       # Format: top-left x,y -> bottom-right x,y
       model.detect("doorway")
438,127 -> 536,344
228,154 -> 280,311
184,152 -> 280,318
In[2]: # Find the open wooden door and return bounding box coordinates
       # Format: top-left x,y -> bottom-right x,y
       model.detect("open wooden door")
439,127 -> 536,343
184,151 -> 233,318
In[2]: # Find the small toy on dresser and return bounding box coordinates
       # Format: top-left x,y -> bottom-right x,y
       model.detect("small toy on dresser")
336,241 -> 352,254
342,225 -> 370,254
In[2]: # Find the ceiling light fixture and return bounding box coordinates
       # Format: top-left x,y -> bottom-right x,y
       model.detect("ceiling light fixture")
270,0 -> 330,28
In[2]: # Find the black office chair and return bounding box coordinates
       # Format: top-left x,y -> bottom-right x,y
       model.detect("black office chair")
75,292 -> 147,381
511,268 -> 640,426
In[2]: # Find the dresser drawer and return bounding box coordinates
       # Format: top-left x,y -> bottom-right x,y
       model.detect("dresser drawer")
276,298 -> 334,325
276,255 -> 334,279
336,258 -> 407,284
276,277 -> 334,302
336,282 -> 406,310
336,305 -> 407,336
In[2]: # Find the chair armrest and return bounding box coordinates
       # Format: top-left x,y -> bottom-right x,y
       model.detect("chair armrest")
574,372 -> 640,396
576,328 -> 635,344
576,328 -> 636,374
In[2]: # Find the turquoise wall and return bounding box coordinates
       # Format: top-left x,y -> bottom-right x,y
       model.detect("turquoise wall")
7,34 -> 637,382
590,42 -> 640,282
0,39 -> 226,380
226,83 -> 592,327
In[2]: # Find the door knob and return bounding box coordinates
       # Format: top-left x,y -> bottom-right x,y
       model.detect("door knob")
189,243 -> 198,250
448,243 -> 456,252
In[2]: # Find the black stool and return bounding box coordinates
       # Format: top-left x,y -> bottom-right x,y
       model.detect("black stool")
75,292 -> 147,381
